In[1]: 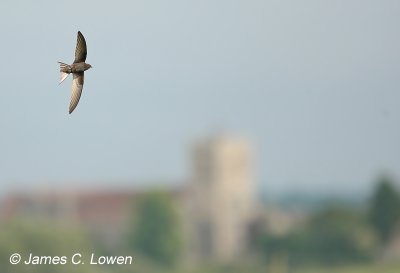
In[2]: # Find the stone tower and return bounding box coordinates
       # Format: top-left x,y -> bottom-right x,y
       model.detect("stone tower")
189,135 -> 254,262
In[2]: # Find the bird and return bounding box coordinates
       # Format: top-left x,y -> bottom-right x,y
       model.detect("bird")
58,31 -> 92,114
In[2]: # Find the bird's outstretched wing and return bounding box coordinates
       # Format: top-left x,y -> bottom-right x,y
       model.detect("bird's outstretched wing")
74,31 -> 87,63
69,72 -> 84,114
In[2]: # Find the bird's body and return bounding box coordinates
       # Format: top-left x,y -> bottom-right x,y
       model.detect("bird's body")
60,62 -> 92,74
58,31 -> 92,114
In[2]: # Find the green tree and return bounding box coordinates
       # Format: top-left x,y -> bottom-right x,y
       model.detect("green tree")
301,208 -> 377,265
258,207 -> 377,266
130,190 -> 182,266
369,176 -> 400,242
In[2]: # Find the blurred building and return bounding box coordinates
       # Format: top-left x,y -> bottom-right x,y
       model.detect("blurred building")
1,190 -> 139,247
0,134 -> 257,262
188,135 -> 255,262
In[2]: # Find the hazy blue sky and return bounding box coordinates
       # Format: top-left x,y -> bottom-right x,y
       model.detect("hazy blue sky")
0,0 -> 399,195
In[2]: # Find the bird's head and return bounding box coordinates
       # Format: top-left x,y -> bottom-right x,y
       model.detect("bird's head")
85,63 -> 93,70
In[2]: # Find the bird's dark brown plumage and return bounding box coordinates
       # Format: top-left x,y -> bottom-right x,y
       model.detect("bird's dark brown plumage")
74,31 -> 87,63
58,31 -> 92,114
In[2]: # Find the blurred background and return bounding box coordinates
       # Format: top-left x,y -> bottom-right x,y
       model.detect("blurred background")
1,1 -> 400,272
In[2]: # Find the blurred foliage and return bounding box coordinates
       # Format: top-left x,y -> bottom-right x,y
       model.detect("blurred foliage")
129,190 -> 182,266
257,207 -> 378,267
2,178 -> 400,273
369,176 -> 400,243
0,219 -> 99,273
294,261 -> 400,273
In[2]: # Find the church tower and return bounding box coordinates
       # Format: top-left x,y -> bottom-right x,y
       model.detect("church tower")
189,135 -> 254,262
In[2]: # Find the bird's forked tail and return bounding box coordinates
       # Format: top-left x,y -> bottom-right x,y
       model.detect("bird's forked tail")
58,62 -> 70,84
